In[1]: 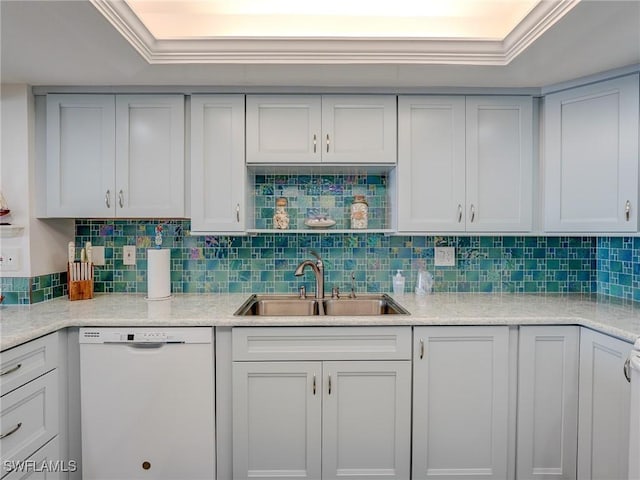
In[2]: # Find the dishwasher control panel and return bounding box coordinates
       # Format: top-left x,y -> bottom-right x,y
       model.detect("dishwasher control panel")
79,327 -> 212,344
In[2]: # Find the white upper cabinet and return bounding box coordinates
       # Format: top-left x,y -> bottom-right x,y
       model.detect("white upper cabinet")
190,95 -> 245,233
45,94 -> 185,218
544,74 -> 639,232
46,94 -> 116,217
397,96 -> 466,232
246,95 -> 396,164
466,96 -> 533,232
398,95 -> 533,233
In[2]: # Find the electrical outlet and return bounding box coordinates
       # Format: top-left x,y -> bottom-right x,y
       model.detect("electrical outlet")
92,246 -> 105,266
434,247 -> 456,267
0,248 -> 21,272
123,245 -> 136,265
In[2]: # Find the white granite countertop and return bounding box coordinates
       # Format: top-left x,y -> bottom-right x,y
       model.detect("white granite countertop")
2,293 -> 640,351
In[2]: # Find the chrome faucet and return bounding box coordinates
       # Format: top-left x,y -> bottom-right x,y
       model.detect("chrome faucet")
294,250 -> 324,299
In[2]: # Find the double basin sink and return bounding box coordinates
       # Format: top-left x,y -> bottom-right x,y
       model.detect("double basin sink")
235,293 -> 409,316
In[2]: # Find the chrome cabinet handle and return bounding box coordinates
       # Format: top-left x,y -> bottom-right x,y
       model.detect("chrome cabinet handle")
236,204 -> 240,223
118,190 -> 124,209
470,204 -> 476,223
328,374 -> 332,395
0,422 -> 22,440
625,200 -> 631,221
624,357 -> 631,383
420,339 -> 425,360
313,374 -> 316,395
326,134 -> 330,153
0,363 -> 21,376
105,190 -> 111,209
313,134 -> 317,153
457,204 -> 463,223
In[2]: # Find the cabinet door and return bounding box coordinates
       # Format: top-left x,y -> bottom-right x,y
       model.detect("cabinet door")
246,95 -> 322,163
233,362 -> 322,480
115,95 -> 185,217
544,74 -> 639,232
412,326 -> 510,480
190,95 -> 245,233
466,96 -> 533,232
46,94 -> 115,217
322,361 -> 411,480
397,96 -> 466,232
577,328 -> 632,480
322,95 -> 397,164
517,326 -> 579,480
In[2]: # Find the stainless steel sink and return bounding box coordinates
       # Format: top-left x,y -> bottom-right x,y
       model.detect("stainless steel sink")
235,294 -> 408,316
323,295 -> 409,315
235,295 -> 319,316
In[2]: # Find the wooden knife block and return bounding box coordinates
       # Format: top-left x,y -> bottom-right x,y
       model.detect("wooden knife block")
68,264 -> 94,301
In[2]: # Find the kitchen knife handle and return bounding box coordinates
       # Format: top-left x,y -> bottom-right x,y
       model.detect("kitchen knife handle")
105,190 -> 111,209
625,200 -> 631,221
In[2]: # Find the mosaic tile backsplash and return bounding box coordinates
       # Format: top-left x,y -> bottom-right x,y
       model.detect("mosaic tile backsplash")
69,219 -> 598,296
1,273 -> 68,305
252,174 -> 389,230
597,237 -> 640,303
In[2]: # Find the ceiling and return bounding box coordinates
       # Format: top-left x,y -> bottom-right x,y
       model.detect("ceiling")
0,0 -> 638,89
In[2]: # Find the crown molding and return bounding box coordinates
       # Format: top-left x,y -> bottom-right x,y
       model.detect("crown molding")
90,0 -> 580,65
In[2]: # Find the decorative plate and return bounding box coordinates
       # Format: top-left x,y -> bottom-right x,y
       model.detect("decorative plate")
304,218 -> 336,229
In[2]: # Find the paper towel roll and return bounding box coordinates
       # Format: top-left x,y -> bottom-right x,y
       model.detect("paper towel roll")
147,249 -> 171,299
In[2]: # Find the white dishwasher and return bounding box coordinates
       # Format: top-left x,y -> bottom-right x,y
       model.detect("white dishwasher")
79,327 -> 215,480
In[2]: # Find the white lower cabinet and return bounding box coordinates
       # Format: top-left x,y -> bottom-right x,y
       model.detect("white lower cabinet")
412,326 -> 511,480
231,327 -> 411,480
577,328 -> 632,480
517,326 -> 580,480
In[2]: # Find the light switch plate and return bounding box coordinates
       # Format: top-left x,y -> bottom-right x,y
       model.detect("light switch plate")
0,248 -> 21,271
434,247 -> 456,267
123,245 -> 136,265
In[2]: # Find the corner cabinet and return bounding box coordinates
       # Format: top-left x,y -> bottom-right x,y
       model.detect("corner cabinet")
246,95 -> 397,164
398,96 -> 533,233
577,328 -> 632,480
232,327 -> 411,480
190,95 -> 246,234
544,74 -> 639,232
412,326 -> 511,479
45,94 -> 185,218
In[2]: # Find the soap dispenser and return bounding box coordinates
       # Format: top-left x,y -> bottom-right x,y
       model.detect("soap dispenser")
392,270 -> 405,295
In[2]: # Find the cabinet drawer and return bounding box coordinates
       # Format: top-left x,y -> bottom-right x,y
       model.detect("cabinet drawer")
3,437 -> 62,480
0,334 -> 58,396
232,327 -> 411,361
1,371 -> 59,477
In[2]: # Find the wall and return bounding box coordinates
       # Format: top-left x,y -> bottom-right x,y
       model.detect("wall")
72,219 -> 596,296
0,85 -> 74,304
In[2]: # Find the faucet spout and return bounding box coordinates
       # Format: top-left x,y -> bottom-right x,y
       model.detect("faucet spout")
294,252 -> 325,299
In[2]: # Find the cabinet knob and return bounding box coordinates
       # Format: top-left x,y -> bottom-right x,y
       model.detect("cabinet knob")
118,189 -> 124,209
312,374 -> 316,395
457,204 -> 463,223
326,134 -> 330,153
0,363 -> 21,377
236,203 -> 240,223
470,204 -> 476,223
105,190 -> 111,209
0,422 -> 22,440
313,134 -> 317,153
328,374 -> 332,395
625,200 -> 631,221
